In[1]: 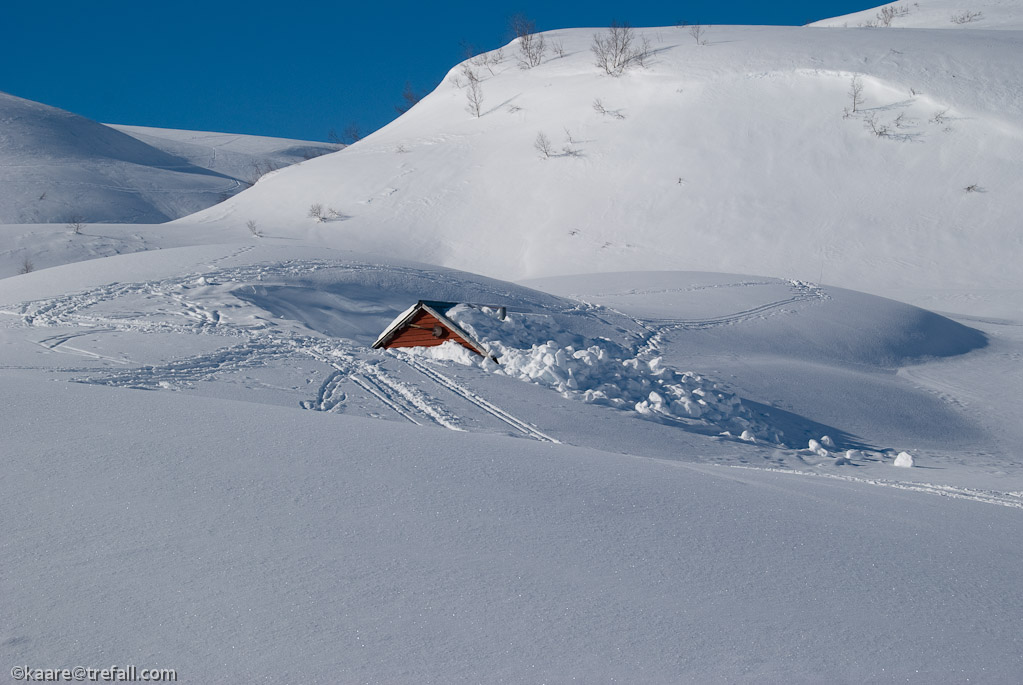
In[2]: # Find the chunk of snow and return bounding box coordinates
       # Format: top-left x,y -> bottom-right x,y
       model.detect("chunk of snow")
894,452 -> 915,468
808,439 -> 830,458
820,435 -> 836,449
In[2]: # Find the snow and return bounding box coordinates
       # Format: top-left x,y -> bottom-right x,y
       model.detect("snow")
173,20 -> 1023,308
0,91 -> 338,224
813,0 -> 1023,30
2,4 -> 1023,681
894,451 -> 916,467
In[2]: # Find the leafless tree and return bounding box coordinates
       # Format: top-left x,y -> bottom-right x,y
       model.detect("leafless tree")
510,14 -> 546,68
848,75 -> 865,113
66,216 -> 85,234
395,81 -> 424,115
688,24 -> 707,45
246,220 -> 262,237
534,131 -> 553,159
18,256 -> 34,274
308,204 -> 325,222
592,22 -> 649,76
463,65 -> 484,118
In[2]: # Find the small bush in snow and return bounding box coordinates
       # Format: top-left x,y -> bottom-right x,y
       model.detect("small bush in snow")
688,24 -> 707,45
591,22 -> 649,76
951,10 -> 983,24
534,131 -> 553,159
593,98 -> 626,120
964,184 -> 982,193
863,112 -> 891,138
308,204 -> 325,222
929,108 -> 949,124
18,256 -> 34,274
66,216 -> 85,235
246,220 -> 262,238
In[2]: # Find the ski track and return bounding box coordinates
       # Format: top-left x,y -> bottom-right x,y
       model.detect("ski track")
638,280 -> 829,354
721,464 -> 1023,510
400,354 -> 560,443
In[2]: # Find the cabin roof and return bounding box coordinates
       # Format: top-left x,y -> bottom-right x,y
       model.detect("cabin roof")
372,301 -> 492,359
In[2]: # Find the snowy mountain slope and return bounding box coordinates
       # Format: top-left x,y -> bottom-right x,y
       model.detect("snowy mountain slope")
181,20 -> 1023,307
110,124 -> 340,187
0,91 -> 337,224
813,0 -> 1023,29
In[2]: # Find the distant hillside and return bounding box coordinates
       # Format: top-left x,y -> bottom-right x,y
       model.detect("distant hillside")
185,11 -> 1023,300
0,92 -> 339,224
812,0 -> 1023,29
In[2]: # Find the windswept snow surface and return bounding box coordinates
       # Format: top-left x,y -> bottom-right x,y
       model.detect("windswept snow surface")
2,246 -> 1022,682
0,91 -> 338,224
181,18 -> 1023,308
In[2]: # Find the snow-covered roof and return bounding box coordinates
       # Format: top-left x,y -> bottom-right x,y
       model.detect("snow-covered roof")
372,300 -> 493,359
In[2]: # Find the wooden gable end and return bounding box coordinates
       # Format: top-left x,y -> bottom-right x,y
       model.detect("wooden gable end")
382,309 -> 481,354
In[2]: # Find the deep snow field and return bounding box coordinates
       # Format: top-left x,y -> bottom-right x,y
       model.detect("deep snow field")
2,1 -> 1023,682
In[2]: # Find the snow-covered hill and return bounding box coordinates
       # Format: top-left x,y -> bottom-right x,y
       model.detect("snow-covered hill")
813,0 -> 1023,29
0,91 -> 339,224
2,244 -> 1022,682
3,4 -> 1023,681
183,13 -> 1022,307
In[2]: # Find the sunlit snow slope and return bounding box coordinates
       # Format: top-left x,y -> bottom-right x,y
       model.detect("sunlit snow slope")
187,10 -> 1023,302
813,0 -> 1023,29
0,91 -> 339,224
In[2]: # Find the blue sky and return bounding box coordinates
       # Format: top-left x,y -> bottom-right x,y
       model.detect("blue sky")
2,1 -> 880,142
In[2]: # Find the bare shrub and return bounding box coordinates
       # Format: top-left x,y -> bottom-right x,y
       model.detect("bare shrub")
929,108 -> 949,124
395,81 -> 424,115
246,220 -> 262,237
551,39 -> 565,58
951,10 -> 983,24
592,22 -> 649,76
18,256 -> 34,274
593,98 -> 626,120
510,14 -> 546,68
863,112 -> 890,137
66,216 -> 85,235
964,184 -> 982,193
326,208 -> 350,221
848,75 -> 865,113
308,204 -> 325,222
688,24 -> 707,45
534,131 -> 553,159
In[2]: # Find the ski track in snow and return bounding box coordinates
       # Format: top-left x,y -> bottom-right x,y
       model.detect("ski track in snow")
721,464 -> 1023,510
400,354 -> 560,443
638,280 -> 829,354
1,264 -> 824,446
4,259 -> 557,436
